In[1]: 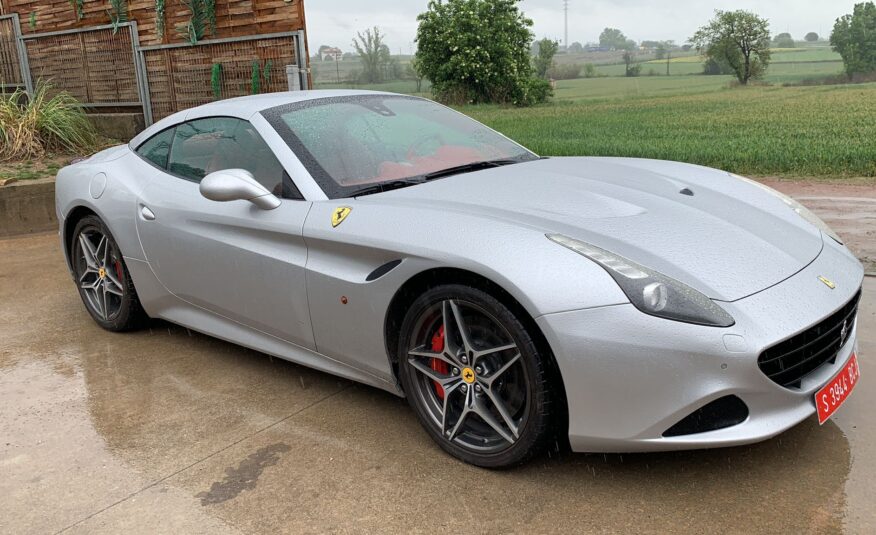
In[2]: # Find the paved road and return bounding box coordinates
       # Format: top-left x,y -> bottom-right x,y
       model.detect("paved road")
1,235 -> 874,534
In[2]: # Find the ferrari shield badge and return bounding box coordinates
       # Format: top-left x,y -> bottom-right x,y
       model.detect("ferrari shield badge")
818,276 -> 836,289
332,206 -> 352,228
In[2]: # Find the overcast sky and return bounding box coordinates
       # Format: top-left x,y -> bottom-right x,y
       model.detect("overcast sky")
304,0 -> 859,54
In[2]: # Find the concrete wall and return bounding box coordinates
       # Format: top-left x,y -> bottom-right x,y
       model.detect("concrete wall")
88,113 -> 145,142
0,179 -> 57,238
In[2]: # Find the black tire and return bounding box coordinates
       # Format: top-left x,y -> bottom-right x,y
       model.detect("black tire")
398,284 -> 552,468
70,215 -> 148,331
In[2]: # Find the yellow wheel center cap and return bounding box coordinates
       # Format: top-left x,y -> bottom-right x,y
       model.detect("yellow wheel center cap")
461,367 -> 476,384
98,267 -> 106,280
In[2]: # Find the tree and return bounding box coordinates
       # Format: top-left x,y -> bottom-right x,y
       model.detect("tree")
805,32 -> 819,42
415,0 -> 551,106
569,41 -> 584,53
622,50 -> 641,77
831,2 -> 876,78
352,27 -> 391,83
655,42 -> 668,60
533,38 -> 559,78
691,10 -> 772,85
599,28 -> 628,50
773,32 -> 795,48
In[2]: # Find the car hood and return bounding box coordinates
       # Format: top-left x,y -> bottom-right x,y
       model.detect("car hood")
371,157 -> 823,301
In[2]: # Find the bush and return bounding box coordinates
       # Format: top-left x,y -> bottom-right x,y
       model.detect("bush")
582,63 -> 597,78
416,0 -> 549,106
546,63 -> 581,80
0,82 -> 99,162
518,77 -> 553,106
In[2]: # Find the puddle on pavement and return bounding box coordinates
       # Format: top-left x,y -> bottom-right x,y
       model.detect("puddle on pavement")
2,232 -> 875,532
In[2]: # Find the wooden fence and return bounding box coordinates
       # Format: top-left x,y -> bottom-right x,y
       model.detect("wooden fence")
0,0 -> 309,124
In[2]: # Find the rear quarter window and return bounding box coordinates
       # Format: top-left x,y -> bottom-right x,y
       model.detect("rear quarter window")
135,128 -> 175,169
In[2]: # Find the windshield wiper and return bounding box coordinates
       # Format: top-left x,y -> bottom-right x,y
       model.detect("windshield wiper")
422,159 -> 522,181
349,179 -> 424,198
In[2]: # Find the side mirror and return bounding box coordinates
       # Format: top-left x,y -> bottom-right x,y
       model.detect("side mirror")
199,169 -> 281,210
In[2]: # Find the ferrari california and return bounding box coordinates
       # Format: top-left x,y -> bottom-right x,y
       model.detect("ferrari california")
55,90 -> 864,467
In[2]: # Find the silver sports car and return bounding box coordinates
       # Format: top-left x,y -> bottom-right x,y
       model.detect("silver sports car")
56,90 -> 864,467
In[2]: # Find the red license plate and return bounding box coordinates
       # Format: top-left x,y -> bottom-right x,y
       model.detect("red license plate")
815,353 -> 860,424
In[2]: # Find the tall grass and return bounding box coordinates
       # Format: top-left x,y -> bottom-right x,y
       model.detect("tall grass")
0,82 -> 99,162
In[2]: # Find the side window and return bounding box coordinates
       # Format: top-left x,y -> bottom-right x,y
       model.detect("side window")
167,117 -> 299,198
135,127 -> 174,169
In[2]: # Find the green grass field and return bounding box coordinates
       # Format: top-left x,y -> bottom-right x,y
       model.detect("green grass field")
465,83 -> 876,178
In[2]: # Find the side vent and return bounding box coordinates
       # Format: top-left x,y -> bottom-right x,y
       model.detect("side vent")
679,188 -> 694,196
366,259 -> 403,282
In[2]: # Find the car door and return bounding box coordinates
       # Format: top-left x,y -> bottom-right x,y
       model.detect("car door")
133,116 -> 315,350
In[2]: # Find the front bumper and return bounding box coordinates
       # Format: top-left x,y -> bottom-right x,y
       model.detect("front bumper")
538,238 -> 864,453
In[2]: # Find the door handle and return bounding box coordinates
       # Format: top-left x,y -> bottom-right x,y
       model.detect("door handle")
140,205 -> 156,221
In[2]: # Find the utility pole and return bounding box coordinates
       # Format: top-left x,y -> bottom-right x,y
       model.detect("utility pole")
563,0 -> 569,51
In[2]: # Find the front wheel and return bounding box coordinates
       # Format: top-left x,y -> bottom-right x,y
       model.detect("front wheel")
70,215 -> 147,331
398,284 -> 553,468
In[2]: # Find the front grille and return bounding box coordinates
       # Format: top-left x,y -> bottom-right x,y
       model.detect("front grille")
758,290 -> 861,388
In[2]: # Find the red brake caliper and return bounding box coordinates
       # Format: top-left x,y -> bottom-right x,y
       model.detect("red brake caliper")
430,325 -> 449,400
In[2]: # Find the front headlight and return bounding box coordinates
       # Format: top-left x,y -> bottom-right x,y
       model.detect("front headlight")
547,234 -> 735,327
730,174 -> 842,244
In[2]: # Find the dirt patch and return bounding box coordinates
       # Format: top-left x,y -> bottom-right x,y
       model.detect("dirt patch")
0,154 -> 73,184
762,179 -> 876,274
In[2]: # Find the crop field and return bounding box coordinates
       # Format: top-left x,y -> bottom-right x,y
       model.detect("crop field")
464,83 -> 876,178
312,45 -> 874,179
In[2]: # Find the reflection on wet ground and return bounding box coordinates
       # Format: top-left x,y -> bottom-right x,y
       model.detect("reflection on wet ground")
1,232 -> 874,534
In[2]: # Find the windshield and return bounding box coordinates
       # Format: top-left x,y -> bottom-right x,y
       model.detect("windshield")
262,95 -> 538,198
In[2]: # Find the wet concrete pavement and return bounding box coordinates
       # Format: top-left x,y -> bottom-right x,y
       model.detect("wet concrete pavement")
1,223 -> 875,533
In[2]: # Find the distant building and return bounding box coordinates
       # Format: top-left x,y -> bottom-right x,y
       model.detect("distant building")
320,47 -> 343,61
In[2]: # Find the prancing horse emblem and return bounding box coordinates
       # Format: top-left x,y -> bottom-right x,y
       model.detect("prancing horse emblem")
818,276 -> 836,289
840,320 -> 848,346
332,206 -> 352,228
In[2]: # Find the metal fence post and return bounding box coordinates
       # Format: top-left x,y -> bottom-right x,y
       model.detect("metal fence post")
128,21 -> 153,126
10,14 -> 33,95
286,64 -> 301,91
295,30 -> 309,90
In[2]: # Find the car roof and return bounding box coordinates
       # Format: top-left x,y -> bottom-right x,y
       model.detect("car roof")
129,89 -> 395,147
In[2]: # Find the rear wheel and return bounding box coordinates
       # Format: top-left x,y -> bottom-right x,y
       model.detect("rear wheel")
70,215 -> 147,331
398,284 -> 552,468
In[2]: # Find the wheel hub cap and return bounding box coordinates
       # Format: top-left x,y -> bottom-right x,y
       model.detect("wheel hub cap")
461,367 -> 476,384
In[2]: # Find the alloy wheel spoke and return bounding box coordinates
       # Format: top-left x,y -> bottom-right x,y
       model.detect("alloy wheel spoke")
472,343 -> 517,365
96,235 -> 109,266
482,352 -> 521,388
447,387 -> 474,441
78,234 -> 99,269
448,300 -> 475,354
103,269 -> 125,296
483,387 -> 520,440
409,348 -> 458,370
408,357 -> 450,384
439,380 -> 465,434
79,267 -> 96,281
473,393 -> 515,444
101,285 -> 110,320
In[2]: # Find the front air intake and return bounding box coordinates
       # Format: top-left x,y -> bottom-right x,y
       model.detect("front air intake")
663,395 -> 749,437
